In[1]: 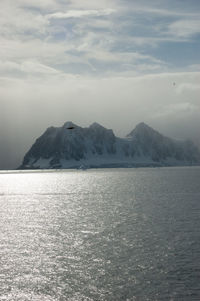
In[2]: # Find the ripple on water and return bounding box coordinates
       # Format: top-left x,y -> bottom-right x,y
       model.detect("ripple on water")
0,168 -> 200,300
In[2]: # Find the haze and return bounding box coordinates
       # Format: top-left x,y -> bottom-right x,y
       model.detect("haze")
0,0 -> 200,169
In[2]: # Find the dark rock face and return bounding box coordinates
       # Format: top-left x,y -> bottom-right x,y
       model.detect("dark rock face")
19,121 -> 200,169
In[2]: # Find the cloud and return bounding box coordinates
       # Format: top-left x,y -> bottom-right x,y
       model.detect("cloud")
127,6 -> 200,17
1,70 -> 199,136
0,2 -> 49,37
2,38 -> 64,58
153,102 -> 198,119
176,83 -> 200,94
64,0 -> 117,10
168,19 -> 200,38
47,9 -> 115,20
0,60 -> 61,76
0,0 -> 199,77
188,64 -> 200,71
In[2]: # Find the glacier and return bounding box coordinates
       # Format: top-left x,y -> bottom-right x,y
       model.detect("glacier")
19,121 -> 200,169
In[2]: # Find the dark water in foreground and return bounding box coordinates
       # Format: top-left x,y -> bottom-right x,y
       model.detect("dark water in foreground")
0,167 -> 200,300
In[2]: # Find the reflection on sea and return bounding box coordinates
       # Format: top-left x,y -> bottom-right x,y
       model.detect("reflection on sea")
0,167 -> 200,300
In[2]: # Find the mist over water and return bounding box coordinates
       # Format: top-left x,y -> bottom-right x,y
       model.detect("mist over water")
0,167 -> 200,300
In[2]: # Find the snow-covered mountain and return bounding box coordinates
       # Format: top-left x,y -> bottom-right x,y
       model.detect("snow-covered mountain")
19,121 -> 200,169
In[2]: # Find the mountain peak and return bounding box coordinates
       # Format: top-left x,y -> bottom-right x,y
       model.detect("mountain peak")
89,123 -> 112,133
135,122 -> 150,130
63,121 -> 78,129
127,122 -> 156,138
90,122 -> 105,129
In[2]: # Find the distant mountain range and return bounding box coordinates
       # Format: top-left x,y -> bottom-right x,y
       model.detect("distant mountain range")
19,121 -> 200,169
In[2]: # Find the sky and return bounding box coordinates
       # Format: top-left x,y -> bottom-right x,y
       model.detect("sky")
0,0 -> 200,169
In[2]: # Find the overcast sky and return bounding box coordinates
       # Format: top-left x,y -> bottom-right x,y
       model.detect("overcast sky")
0,0 -> 200,169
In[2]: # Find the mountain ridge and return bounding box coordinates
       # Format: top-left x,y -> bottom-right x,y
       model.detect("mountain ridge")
19,122 -> 200,169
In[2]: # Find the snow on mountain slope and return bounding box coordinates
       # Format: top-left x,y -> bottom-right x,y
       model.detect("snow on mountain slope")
127,122 -> 200,164
19,122 -> 200,169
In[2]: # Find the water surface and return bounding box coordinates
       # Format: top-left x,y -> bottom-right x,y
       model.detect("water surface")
0,167 -> 200,300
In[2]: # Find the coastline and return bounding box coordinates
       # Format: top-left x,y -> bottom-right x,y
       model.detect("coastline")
1,164 -> 200,174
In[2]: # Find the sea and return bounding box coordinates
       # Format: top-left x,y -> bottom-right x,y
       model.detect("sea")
0,167 -> 200,301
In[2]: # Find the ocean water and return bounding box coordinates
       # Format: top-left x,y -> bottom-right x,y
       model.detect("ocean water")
0,167 -> 200,301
